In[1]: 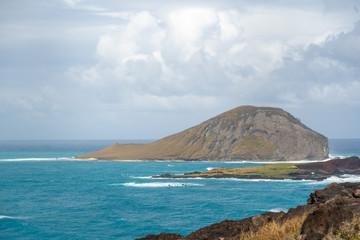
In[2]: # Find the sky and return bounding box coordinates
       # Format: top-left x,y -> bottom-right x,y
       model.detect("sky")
0,0 -> 360,140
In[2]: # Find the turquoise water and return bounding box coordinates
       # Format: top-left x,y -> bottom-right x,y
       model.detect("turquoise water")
0,139 -> 359,239
0,140 -> 153,160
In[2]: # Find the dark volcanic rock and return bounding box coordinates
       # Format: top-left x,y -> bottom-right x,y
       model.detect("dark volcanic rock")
185,212 -> 285,240
298,156 -> 360,173
300,195 -> 354,238
307,182 -> 360,205
78,106 -> 329,161
135,232 -> 184,240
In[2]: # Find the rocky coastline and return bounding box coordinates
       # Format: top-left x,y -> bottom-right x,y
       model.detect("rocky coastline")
153,156 -> 360,181
137,180 -> 360,240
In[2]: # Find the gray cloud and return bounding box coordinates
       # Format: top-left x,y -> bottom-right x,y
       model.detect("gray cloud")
1,0 -> 360,139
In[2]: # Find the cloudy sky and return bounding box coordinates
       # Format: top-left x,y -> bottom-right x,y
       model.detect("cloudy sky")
1,0 -> 360,140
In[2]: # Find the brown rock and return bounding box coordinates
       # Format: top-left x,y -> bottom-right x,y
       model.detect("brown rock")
307,182 -> 360,204
297,232 -> 325,240
184,211 -> 284,240
298,156 -> 360,173
353,189 -> 360,198
300,195 -> 354,237
135,232 -> 184,240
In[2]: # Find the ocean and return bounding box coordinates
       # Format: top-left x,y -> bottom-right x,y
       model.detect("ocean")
0,139 -> 359,239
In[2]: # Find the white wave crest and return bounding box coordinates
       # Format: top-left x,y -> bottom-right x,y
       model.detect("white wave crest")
0,158 -> 68,162
329,154 -> 346,159
224,178 -> 313,182
121,182 -> 204,188
324,174 -> 360,183
269,208 -> 286,213
170,177 -> 311,182
306,174 -> 360,185
131,176 -> 152,179
223,158 -> 333,164
0,215 -> 28,220
207,167 -> 215,171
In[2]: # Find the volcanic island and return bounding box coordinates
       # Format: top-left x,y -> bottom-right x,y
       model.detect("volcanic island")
77,105 -> 329,161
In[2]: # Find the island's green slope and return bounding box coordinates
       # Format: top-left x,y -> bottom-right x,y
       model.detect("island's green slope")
77,105 -> 329,161
179,163 -> 299,179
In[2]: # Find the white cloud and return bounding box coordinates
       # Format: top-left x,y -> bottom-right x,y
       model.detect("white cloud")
3,0 -> 360,139
218,10 -> 243,41
68,6 -> 360,114
62,0 -> 83,7
309,81 -> 360,105
168,8 -> 218,60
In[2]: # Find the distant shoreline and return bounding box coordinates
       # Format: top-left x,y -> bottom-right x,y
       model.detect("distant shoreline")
70,157 -> 334,163
151,156 -> 360,182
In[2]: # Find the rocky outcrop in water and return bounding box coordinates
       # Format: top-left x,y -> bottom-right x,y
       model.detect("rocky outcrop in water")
78,106 -> 328,161
137,182 -> 360,240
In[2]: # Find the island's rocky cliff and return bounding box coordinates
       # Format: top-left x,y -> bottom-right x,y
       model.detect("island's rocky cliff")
78,106 -> 328,161
137,182 -> 360,240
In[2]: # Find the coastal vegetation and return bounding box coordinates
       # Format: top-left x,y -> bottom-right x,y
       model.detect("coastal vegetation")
238,214 -> 307,240
179,163 -> 299,179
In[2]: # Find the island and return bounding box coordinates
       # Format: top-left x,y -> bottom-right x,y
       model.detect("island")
153,156 -> 360,181
77,105 -> 328,161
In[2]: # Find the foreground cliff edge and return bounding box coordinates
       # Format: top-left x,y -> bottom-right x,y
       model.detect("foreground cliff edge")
77,106 -> 329,161
154,156 -> 360,181
137,181 -> 360,240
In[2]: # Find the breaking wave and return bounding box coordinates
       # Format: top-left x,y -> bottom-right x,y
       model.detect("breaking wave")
0,158 -> 68,162
222,157 -> 344,164
323,174 -> 360,183
269,208 -> 287,213
116,182 -> 204,188
0,215 -> 28,220
131,176 -> 152,179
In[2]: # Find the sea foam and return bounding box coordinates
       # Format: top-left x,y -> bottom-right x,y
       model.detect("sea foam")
269,208 -> 286,213
120,182 -> 204,188
0,215 -> 28,220
323,174 -> 360,183
305,174 -> 360,185
0,158 -> 68,162
131,176 -> 152,179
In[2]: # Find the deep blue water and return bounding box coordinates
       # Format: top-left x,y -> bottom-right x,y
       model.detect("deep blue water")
0,139 -> 359,239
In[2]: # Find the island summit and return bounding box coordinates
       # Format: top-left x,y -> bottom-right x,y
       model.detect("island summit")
77,106 -> 329,161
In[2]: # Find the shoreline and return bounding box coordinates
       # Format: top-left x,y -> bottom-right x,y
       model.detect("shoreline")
70,157 -> 335,163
